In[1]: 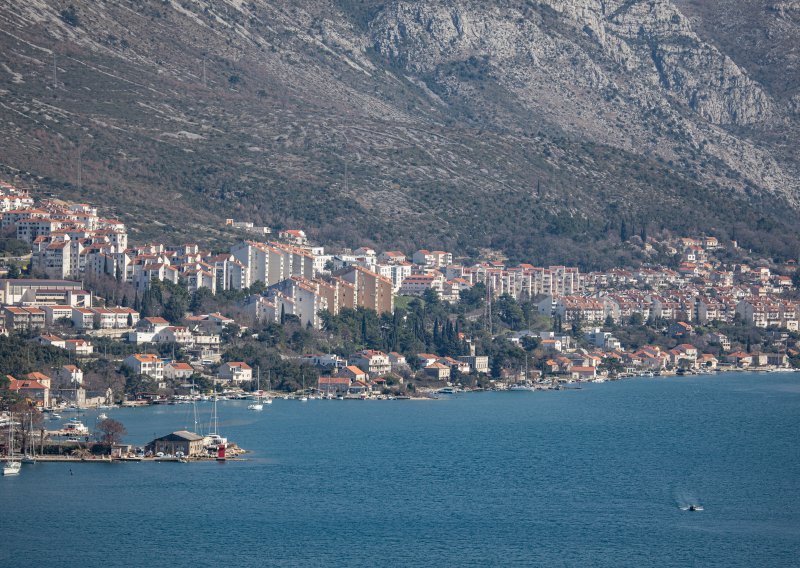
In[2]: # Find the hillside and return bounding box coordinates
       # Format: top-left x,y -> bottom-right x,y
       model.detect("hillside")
0,0 -> 798,267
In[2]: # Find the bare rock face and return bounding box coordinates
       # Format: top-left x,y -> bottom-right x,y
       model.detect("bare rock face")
0,0 -> 798,263
370,0 -> 793,204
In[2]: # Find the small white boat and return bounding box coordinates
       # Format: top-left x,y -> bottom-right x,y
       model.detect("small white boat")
97,413 -> 108,421
248,368 -> 266,411
3,413 -> 21,476
21,455 -> 36,464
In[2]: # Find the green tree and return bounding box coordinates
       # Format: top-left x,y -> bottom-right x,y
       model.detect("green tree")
163,294 -> 188,324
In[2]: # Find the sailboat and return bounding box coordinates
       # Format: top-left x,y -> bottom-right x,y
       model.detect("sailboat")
21,412 -> 37,464
264,370 -> 273,405
3,412 -> 21,476
207,395 -> 227,447
299,373 -> 308,402
248,367 -> 264,411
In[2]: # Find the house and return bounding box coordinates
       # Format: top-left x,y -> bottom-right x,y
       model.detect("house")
217,362 -> 252,383
424,362 -> 451,381
347,380 -> 371,397
302,353 -> 346,372
350,350 -> 391,377
36,334 -> 66,349
706,332 -> 731,351
65,338 -> 93,355
669,321 -> 694,338
337,365 -> 368,382
57,365 -> 83,385
138,316 -> 171,333
456,355 -> 490,374
278,229 -> 308,245
417,353 -> 440,367
123,354 -> 164,379
318,376 -> 351,395
164,362 -> 195,380
697,354 -> 718,370
153,326 -> 194,345
388,352 -> 408,371
439,356 -> 471,374
570,366 -> 597,380
767,353 -> 789,367
725,351 -> 753,368
7,376 -> 50,407
148,431 -> 206,457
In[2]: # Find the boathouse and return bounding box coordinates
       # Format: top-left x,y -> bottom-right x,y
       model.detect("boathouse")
148,431 -> 205,456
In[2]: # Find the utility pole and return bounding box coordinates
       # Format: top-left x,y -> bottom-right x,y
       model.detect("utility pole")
77,139 -> 82,191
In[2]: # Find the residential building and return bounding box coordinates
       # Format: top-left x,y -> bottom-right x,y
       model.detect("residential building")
123,354 -> 164,379
217,362 -> 253,383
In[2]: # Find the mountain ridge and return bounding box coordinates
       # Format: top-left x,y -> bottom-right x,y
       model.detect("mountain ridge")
0,0 -> 797,267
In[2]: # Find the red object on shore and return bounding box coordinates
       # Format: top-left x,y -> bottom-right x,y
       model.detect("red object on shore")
216,444 -> 226,461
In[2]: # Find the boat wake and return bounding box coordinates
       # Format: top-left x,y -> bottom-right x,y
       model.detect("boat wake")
675,489 -> 703,512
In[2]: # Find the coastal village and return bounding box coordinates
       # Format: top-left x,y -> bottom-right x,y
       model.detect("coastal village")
2,178 -> 800,462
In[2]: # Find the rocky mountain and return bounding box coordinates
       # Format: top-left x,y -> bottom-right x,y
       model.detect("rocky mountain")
0,0 -> 797,267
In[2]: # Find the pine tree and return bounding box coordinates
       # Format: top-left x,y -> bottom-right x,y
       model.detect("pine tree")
361,313 -> 368,343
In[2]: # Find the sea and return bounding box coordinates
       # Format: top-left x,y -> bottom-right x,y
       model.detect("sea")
1,372 -> 799,567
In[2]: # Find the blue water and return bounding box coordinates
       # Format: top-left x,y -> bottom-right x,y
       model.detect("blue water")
2,372 -> 799,567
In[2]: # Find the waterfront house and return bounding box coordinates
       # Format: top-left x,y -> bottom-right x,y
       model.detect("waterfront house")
570,366 -> 597,380
318,376 -> 351,395
148,431 -> 205,457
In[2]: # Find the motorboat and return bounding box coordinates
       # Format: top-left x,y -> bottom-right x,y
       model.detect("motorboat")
508,383 -> 535,391
2,461 -> 21,476
247,402 -> 264,411
97,413 -> 108,421
63,419 -> 89,435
